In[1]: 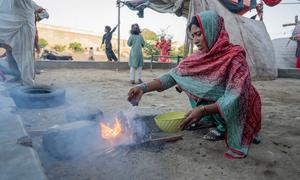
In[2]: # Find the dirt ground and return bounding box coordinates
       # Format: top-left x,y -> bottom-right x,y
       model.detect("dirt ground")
17,69 -> 300,180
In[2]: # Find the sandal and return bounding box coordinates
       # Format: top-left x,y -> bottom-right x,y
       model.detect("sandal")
203,128 -> 225,141
137,79 -> 143,84
185,121 -> 215,131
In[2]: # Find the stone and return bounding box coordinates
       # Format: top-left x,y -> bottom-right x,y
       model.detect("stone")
43,107 -> 165,160
0,95 -> 16,109
42,121 -> 103,160
121,107 -> 164,135
0,111 -> 47,180
17,136 -> 33,147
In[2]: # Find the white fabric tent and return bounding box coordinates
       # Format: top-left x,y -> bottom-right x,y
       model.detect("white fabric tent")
133,0 -> 277,79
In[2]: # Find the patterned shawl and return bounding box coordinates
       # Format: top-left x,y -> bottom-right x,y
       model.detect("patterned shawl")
169,11 -> 261,158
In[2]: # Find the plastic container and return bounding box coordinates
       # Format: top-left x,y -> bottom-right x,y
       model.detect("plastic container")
154,112 -> 186,133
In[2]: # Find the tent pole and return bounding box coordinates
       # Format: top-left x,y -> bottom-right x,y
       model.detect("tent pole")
117,0 -> 121,61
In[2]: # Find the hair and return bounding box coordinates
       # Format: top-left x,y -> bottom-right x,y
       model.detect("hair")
130,23 -> 141,35
188,16 -> 200,32
187,16 -> 200,40
105,26 -> 111,32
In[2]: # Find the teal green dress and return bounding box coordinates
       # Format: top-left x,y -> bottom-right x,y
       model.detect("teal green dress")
127,34 -> 145,68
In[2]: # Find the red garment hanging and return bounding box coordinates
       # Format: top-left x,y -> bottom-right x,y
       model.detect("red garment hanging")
263,0 -> 281,7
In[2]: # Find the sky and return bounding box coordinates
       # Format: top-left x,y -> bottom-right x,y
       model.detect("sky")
34,0 -> 299,43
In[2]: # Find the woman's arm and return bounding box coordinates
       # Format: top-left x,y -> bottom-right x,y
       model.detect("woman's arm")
127,79 -> 162,106
202,103 -> 219,114
180,103 -> 220,129
101,35 -> 105,47
141,36 -> 145,47
127,36 -> 132,47
128,73 -> 177,106
111,24 -> 118,33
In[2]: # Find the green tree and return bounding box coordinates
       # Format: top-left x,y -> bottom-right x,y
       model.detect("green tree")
141,28 -> 158,41
177,45 -> 184,57
38,38 -> 48,48
69,42 -> 83,52
53,44 -> 66,52
169,44 -> 184,62
143,41 -> 159,60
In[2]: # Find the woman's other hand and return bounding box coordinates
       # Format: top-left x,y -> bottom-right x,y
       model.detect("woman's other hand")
127,86 -> 143,106
180,106 -> 206,130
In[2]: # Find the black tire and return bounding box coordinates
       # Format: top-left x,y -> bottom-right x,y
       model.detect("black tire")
10,85 -> 65,109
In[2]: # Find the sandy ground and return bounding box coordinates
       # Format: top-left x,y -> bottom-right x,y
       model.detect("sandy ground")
16,69 -> 300,180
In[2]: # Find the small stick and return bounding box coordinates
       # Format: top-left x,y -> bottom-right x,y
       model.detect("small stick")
148,134 -> 183,143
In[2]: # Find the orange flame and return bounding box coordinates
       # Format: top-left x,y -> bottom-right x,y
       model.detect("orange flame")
100,118 -> 122,139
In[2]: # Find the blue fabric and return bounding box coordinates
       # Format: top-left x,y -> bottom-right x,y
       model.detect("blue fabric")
198,11 -> 221,50
128,34 -> 145,68
159,72 -> 227,133
159,73 -> 177,90
219,0 -> 257,14
167,69 -> 226,101
124,0 -> 149,18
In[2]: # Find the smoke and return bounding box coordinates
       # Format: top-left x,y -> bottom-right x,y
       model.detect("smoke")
65,103 -> 104,123
42,106 -> 160,160
7,83 -> 161,161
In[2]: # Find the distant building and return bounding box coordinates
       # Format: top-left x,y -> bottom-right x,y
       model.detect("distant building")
37,23 -> 130,55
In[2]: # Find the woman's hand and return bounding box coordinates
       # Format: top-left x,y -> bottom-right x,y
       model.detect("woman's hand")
180,106 -> 206,130
127,86 -> 144,106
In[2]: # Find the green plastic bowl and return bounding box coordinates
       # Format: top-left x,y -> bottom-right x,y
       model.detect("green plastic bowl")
154,112 -> 186,133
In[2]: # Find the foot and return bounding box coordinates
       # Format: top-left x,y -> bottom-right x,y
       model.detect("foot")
203,128 -> 225,141
130,80 -> 135,85
137,79 -> 143,84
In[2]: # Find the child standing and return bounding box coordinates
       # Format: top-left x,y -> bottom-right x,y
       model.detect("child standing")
127,23 -> 145,84
101,25 -> 118,62
88,47 -> 94,61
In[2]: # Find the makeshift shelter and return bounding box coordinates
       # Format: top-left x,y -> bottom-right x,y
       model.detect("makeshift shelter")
124,0 -> 278,79
272,38 -> 297,68
292,23 -> 300,37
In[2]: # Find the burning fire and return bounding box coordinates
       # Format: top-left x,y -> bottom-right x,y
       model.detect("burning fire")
100,118 -> 122,139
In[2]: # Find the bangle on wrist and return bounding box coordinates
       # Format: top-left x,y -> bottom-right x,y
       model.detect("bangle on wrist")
137,83 -> 148,93
201,106 -> 209,116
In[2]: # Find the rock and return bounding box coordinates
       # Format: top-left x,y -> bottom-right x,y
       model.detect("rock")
122,107 -> 163,134
42,121 -> 104,160
17,136 -> 32,147
0,110 -> 47,180
43,107 -> 166,160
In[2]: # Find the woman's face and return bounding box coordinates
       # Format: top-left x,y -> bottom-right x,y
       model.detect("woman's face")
190,24 -> 209,53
